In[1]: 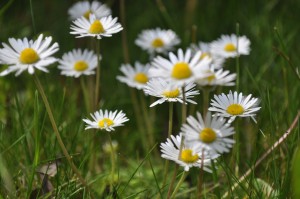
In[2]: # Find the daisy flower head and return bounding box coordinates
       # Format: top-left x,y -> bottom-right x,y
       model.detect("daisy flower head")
117,61 -> 151,90
135,28 -> 180,55
160,134 -> 216,172
196,68 -> 236,87
70,14 -> 123,39
83,109 -> 129,132
149,48 -> 212,86
210,34 -> 250,58
182,112 -> 235,155
144,78 -> 200,107
0,34 -> 59,76
68,1 -> 111,20
58,48 -> 98,78
190,41 -> 225,69
208,91 -> 261,123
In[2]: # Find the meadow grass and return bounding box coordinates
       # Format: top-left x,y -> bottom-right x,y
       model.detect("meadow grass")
0,0 -> 299,198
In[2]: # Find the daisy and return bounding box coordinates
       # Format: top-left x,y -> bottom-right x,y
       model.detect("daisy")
149,48 -> 211,86
70,14 -> 123,39
144,78 -> 199,107
210,34 -> 250,58
208,91 -> 261,123
116,61 -> 151,90
68,1 -> 111,20
0,34 -> 59,76
190,42 -> 224,69
160,134 -> 215,172
196,68 -> 236,87
182,112 -> 235,155
58,49 -> 98,78
83,109 -> 129,132
135,28 -> 180,55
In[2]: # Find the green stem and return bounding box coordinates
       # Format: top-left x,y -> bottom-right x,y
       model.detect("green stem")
120,0 -> 130,63
108,133 -> 116,193
80,77 -> 90,112
95,39 -> 101,109
197,149 -> 205,198
235,23 -> 240,92
167,164 -> 179,199
202,88 -> 210,116
178,87 -> 187,159
168,102 -> 174,137
33,74 -> 94,199
29,0 -> 36,34
171,171 -> 187,199
234,119 -> 240,176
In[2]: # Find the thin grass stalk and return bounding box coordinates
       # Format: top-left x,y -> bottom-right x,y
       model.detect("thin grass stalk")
178,87 -> 187,158
235,23 -> 240,92
170,171 -> 187,199
80,77 -> 90,112
94,39 -> 101,109
33,74 -> 94,199
167,164 -> 179,199
120,0 -> 130,63
107,133 -> 116,193
222,111 -> 300,198
29,0 -> 36,34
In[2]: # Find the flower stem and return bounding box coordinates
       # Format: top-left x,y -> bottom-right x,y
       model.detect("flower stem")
197,149 -> 205,198
107,133 -> 116,193
170,171 -> 187,198
33,74 -> 94,198
80,77 -> 90,112
235,23 -> 240,92
95,39 -> 101,109
202,88 -> 210,116
167,164 -> 179,199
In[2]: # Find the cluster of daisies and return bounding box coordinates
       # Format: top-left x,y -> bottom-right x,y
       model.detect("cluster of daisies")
0,0 -> 261,173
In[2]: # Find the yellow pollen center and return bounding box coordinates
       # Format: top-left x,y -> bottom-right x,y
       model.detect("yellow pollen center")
151,38 -> 164,48
206,74 -> 216,82
19,48 -> 39,64
224,43 -> 236,52
171,62 -> 192,79
163,88 -> 180,98
83,10 -> 92,19
74,60 -> 88,71
89,20 -> 105,34
226,104 -> 244,115
134,73 -> 148,84
199,128 -> 217,143
98,118 -> 114,128
200,52 -> 210,60
181,149 -> 199,163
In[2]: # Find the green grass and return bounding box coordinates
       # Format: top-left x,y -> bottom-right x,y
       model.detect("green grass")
0,0 -> 299,198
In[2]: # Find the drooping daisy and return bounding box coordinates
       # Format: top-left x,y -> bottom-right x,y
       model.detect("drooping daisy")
160,134 -> 215,172
58,49 -> 98,78
0,34 -> 59,76
70,14 -> 123,39
182,112 -> 235,155
144,78 -> 200,107
68,1 -> 111,20
208,91 -> 261,123
135,28 -> 180,55
116,61 -> 151,90
210,34 -> 250,58
149,48 -> 211,86
190,42 -> 224,69
83,109 -> 129,132
196,68 -> 236,87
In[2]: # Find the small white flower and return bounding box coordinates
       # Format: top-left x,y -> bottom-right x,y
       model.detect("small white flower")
196,68 -> 236,87
70,14 -> 123,39
208,91 -> 261,123
160,134 -> 215,172
58,49 -> 98,78
135,28 -> 180,55
68,1 -> 111,20
149,48 -> 211,86
210,34 -> 250,58
83,109 -> 129,132
144,78 -> 199,107
183,112 -> 235,155
0,34 -> 59,76
117,61 -> 151,90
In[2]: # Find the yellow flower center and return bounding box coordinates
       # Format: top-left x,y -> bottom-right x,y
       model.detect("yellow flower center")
226,104 -> 244,115
199,128 -> 217,143
19,48 -> 39,64
134,73 -> 148,84
171,62 -> 192,79
163,88 -> 180,98
206,74 -> 216,82
224,43 -> 236,52
151,38 -> 164,48
74,60 -> 88,71
200,52 -> 210,60
98,118 -> 114,128
89,20 -> 105,34
83,10 -> 92,19
181,149 -> 199,163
